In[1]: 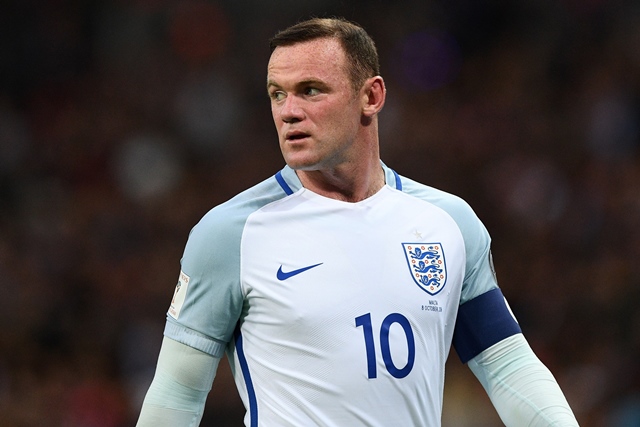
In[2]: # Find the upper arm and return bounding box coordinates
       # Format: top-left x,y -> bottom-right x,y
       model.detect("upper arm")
164,207 -> 246,357
452,288 -> 522,363
431,192 -> 521,362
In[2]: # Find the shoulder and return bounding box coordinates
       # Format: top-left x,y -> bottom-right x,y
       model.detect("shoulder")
397,174 -> 483,233
192,173 -> 289,237
394,172 -> 499,303
394,173 -> 493,285
184,173 -> 291,264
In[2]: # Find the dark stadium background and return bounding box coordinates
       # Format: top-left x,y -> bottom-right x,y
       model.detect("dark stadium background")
1,1 -> 639,425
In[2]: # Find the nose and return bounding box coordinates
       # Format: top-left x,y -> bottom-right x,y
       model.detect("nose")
279,95 -> 304,123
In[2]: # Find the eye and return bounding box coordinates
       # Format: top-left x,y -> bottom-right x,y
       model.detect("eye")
304,87 -> 321,96
269,90 -> 286,102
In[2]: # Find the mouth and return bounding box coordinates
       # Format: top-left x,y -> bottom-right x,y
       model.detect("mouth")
285,131 -> 310,142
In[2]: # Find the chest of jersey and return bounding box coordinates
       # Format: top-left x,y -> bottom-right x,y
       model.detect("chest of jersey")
241,189 -> 463,362
235,187 -> 465,424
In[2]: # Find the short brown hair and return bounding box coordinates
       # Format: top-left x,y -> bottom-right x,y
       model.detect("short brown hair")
269,17 -> 380,92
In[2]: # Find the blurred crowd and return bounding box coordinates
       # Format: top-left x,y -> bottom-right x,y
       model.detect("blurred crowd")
0,0 -> 639,426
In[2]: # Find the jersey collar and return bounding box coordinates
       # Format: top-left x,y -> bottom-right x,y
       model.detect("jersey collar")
276,161 -> 401,196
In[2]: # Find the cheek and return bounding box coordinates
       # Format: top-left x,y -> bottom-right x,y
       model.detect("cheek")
316,104 -> 349,129
325,108 -> 359,137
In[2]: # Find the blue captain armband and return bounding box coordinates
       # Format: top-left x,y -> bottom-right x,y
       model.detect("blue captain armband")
453,288 -> 522,364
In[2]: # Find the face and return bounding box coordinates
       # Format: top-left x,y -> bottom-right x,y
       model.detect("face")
267,38 -> 365,171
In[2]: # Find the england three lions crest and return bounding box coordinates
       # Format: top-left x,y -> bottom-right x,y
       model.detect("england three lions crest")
402,243 -> 447,295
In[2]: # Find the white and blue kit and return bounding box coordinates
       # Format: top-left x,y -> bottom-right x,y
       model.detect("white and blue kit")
164,163 -> 522,426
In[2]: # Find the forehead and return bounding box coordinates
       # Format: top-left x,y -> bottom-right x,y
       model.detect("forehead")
267,38 -> 349,85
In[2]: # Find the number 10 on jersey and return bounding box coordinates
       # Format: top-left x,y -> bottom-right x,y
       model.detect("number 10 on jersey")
355,313 -> 416,379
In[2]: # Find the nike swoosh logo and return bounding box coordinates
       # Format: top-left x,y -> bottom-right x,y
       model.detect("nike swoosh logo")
277,263 -> 323,281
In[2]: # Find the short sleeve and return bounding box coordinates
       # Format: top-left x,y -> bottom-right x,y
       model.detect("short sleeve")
164,205 -> 246,358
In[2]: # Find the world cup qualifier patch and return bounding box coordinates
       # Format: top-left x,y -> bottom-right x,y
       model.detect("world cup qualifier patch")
402,243 -> 447,295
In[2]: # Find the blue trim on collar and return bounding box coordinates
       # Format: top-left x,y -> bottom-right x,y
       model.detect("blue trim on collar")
275,170 -> 294,195
391,168 -> 402,190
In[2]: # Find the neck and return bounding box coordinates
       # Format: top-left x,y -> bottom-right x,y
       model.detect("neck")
296,160 -> 385,203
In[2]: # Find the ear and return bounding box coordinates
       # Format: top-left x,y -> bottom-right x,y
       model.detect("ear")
361,76 -> 386,117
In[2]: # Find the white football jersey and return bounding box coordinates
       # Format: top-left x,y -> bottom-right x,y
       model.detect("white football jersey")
164,163 -> 519,426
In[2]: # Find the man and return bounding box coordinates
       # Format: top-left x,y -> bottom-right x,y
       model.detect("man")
137,17 -> 579,426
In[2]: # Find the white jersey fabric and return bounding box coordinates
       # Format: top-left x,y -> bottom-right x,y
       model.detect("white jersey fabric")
164,163 -> 520,427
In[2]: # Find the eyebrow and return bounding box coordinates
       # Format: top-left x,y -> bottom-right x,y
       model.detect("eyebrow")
266,78 -> 327,92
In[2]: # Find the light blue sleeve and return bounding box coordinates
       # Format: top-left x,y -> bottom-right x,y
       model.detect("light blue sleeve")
164,204 -> 245,357
164,175 -> 289,357
136,337 -> 220,427
468,334 -> 579,426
